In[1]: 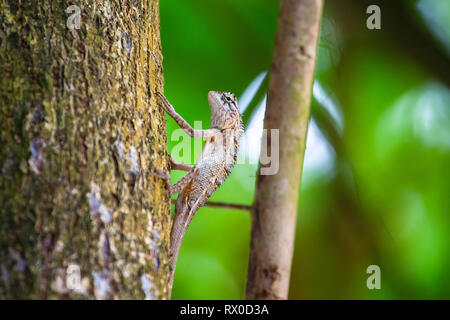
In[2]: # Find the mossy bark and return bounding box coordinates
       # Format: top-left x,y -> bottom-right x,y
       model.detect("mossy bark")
0,0 -> 170,299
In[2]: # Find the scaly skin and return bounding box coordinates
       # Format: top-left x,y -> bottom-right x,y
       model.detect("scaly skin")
156,91 -> 243,289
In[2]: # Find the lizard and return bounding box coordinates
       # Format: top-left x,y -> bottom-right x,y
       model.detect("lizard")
154,91 -> 243,288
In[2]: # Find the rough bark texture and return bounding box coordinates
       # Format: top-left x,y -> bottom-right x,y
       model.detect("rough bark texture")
0,0 -> 171,299
246,0 -> 323,300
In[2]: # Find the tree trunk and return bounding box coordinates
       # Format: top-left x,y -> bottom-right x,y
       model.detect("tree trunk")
246,0 -> 323,300
0,0 -> 171,299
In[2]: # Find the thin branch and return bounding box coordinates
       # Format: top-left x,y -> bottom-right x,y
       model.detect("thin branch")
245,0 -> 324,300
205,201 -> 252,211
170,199 -> 252,211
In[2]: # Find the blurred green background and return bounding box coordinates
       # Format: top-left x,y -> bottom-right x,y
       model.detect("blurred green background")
159,0 -> 450,299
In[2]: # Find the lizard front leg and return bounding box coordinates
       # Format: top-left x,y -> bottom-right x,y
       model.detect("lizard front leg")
169,154 -> 193,172
169,167 -> 199,195
149,161 -> 198,196
156,92 -> 219,138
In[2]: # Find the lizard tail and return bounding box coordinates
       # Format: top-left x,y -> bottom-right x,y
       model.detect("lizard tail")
168,190 -> 208,292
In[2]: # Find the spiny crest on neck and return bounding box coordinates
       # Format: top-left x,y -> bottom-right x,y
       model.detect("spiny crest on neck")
208,91 -> 241,130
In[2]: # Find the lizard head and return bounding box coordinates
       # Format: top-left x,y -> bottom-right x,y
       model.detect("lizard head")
208,91 -> 241,130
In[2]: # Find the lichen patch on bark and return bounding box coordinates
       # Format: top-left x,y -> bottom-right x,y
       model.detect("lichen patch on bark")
0,0 -> 170,299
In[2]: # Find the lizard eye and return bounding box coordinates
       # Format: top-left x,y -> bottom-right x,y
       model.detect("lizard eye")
225,96 -> 231,101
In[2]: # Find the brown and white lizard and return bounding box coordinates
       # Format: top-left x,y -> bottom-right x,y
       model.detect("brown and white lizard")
154,91 -> 243,288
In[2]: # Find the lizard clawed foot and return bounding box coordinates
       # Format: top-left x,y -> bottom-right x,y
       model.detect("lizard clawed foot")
156,92 -> 174,114
149,162 -> 172,197
168,154 -> 177,168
